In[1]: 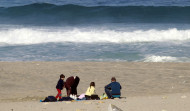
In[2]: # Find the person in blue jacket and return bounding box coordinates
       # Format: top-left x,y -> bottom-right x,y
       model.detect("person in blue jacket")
105,77 -> 122,99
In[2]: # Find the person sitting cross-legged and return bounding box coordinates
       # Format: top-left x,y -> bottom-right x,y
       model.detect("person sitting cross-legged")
104,77 -> 122,99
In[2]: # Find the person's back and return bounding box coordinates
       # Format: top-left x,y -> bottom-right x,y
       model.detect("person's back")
85,82 -> 99,100
107,82 -> 121,95
85,86 -> 95,96
65,76 -> 75,88
65,76 -> 75,96
105,77 -> 122,98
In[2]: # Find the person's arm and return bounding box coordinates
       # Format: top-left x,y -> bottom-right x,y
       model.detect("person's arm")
68,87 -> 71,94
105,83 -> 112,89
67,87 -> 71,96
62,81 -> 65,89
119,82 -> 122,89
85,87 -> 90,95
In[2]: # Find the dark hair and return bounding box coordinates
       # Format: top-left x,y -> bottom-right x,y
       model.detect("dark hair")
60,74 -> 65,78
90,82 -> 95,87
111,77 -> 116,82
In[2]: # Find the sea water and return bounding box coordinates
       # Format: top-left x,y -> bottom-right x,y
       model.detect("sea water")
0,0 -> 190,62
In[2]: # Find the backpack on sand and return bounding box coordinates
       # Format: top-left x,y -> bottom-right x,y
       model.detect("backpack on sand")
42,96 -> 57,102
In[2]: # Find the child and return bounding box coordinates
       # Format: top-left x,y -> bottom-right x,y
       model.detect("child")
85,82 -> 96,99
55,74 -> 65,100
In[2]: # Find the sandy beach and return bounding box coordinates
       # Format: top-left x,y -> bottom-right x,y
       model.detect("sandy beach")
0,62 -> 190,111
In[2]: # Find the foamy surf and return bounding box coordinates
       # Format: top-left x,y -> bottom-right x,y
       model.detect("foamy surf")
143,55 -> 190,62
0,28 -> 190,45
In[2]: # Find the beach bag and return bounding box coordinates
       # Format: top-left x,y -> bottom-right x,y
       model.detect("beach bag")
100,93 -> 108,100
42,96 -> 57,102
59,97 -> 74,101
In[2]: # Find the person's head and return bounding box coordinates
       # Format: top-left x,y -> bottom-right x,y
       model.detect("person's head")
111,77 -> 116,82
60,74 -> 65,80
90,82 -> 95,87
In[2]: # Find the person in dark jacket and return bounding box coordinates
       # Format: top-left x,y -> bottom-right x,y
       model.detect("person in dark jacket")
71,76 -> 80,95
105,77 -> 122,99
55,74 -> 65,100
65,76 -> 80,96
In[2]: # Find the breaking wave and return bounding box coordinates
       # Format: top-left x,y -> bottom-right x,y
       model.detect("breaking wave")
0,28 -> 190,45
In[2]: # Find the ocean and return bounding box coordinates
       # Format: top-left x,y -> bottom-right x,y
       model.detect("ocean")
0,0 -> 190,62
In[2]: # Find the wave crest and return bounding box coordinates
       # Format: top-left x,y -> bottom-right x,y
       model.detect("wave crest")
143,55 -> 190,62
0,28 -> 190,45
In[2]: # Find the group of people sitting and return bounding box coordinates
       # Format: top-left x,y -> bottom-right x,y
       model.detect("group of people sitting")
55,74 -> 122,101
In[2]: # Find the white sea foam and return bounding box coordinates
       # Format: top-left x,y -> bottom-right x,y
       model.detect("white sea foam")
143,55 -> 178,62
143,55 -> 190,62
0,28 -> 190,45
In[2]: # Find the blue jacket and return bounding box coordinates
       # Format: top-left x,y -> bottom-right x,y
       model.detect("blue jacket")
105,82 -> 121,95
56,79 -> 64,90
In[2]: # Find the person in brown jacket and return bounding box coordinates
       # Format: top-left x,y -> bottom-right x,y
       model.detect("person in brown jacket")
65,76 -> 80,96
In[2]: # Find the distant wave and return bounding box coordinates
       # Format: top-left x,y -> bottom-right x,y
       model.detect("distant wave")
0,28 -> 190,45
0,3 -> 190,25
143,55 -> 190,62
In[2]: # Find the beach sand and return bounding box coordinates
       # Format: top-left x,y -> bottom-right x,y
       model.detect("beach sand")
0,62 -> 190,111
